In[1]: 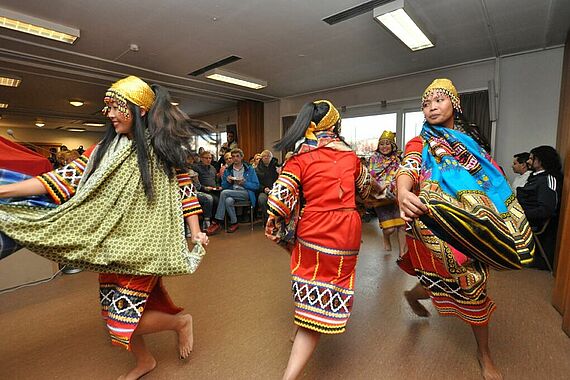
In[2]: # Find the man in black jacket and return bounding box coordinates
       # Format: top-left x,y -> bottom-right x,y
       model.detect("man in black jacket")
255,150 -> 279,224
517,145 -> 562,270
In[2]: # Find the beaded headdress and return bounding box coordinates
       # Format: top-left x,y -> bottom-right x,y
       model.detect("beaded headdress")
304,99 -> 340,140
379,130 -> 396,143
421,78 -> 462,114
103,76 -> 155,119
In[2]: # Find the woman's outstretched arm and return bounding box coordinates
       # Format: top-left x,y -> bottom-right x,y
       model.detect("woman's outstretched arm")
0,178 -> 47,199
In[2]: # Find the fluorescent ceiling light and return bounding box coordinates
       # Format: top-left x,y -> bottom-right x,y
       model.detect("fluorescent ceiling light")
0,74 -> 21,87
0,7 -> 80,44
83,122 -> 105,127
205,68 -> 267,90
67,128 -> 85,132
373,0 -> 434,51
35,121 -> 45,128
170,101 -> 180,106
69,99 -> 84,107
0,102 -> 8,108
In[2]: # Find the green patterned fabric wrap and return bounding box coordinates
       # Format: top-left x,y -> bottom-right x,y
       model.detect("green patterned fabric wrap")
0,137 -> 199,276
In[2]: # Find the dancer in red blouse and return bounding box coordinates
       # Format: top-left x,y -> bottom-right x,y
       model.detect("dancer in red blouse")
266,100 -> 378,380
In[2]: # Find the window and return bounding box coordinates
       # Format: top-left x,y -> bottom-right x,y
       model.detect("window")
403,111 -> 424,145
341,113 -> 397,157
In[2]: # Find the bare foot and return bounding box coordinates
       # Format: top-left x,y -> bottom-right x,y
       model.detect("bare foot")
117,355 -> 156,380
177,314 -> 193,359
404,291 -> 430,317
477,352 -> 503,380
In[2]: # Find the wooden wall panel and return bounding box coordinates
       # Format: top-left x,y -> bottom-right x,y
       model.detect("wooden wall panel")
237,100 -> 264,160
553,31 -> 570,337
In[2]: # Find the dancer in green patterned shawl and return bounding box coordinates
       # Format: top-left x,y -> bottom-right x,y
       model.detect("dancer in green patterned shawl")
0,76 -> 209,380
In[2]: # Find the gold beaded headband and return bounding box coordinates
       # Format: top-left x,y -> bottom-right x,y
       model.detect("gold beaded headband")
102,76 -> 155,119
421,78 -> 462,114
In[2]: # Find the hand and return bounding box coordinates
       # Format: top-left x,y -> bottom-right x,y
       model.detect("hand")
193,232 -> 209,246
397,189 -> 428,222
265,216 -> 280,242
227,176 -> 234,183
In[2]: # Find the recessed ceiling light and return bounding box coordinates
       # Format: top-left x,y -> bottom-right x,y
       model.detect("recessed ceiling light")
0,74 -> 21,87
0,102 -> 8,108
67,128 -> 85,132
170,101 -> 180,106
69,99 -> 84,107
35,121 -> 45,128
373,0 -> 434,51
205,68 -> 267,90
0,7 -> 80,44
83,122 -> 105,127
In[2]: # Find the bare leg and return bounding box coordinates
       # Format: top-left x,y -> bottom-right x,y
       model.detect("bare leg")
117,311 -> 193,379
396,226 -> 407,257
404,282 -> 431,317
117,335 -> 156,380
290,325 -> 299,343
133,311 -> 194,358
472,324 -> 503,380
283,327 -> 320,380
383,227 -> 394,251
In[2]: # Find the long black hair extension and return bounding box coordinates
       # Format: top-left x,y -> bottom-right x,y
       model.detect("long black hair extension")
274,101 -> 349,152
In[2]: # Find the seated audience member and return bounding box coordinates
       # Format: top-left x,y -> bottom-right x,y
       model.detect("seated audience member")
517,145 -> 563,269
187,169 -> 214,231
193,151 -> 219,190
206,148 -> 259,234
511,152 -> 531,193
251,153 -> 262,168
216,146 -> 229,170
193,150 -> 221,214
255,150 -> 279,224
277,151 -> 294,174
219,151 -> 233,178
48,148 -> 60,169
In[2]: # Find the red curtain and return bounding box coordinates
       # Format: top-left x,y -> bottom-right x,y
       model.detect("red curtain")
0,136 -> 52,176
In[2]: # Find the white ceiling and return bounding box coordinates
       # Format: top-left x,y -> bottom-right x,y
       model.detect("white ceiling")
0,0 -> 568,131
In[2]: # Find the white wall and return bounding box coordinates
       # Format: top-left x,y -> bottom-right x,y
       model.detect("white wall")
265,47 -> 565,183
264,59 -> 497,156
496,48 -> 564,182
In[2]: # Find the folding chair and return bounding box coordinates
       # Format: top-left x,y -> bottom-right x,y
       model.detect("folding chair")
225,200 -> 254,231
533,219 -> 554,274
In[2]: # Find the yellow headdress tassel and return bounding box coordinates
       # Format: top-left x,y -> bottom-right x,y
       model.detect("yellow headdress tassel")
103,76 -> 156,119
421,78 -> 462,114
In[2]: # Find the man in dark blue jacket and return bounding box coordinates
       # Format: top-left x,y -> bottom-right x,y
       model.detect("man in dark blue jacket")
206,148 -> 259,234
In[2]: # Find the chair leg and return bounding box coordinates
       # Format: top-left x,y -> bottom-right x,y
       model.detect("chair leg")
534,237 -> 553,274
250,206 -> 254,230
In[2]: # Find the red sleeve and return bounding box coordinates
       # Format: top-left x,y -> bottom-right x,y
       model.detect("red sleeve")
396,136 -> 423,187
267,156 -> 301,218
